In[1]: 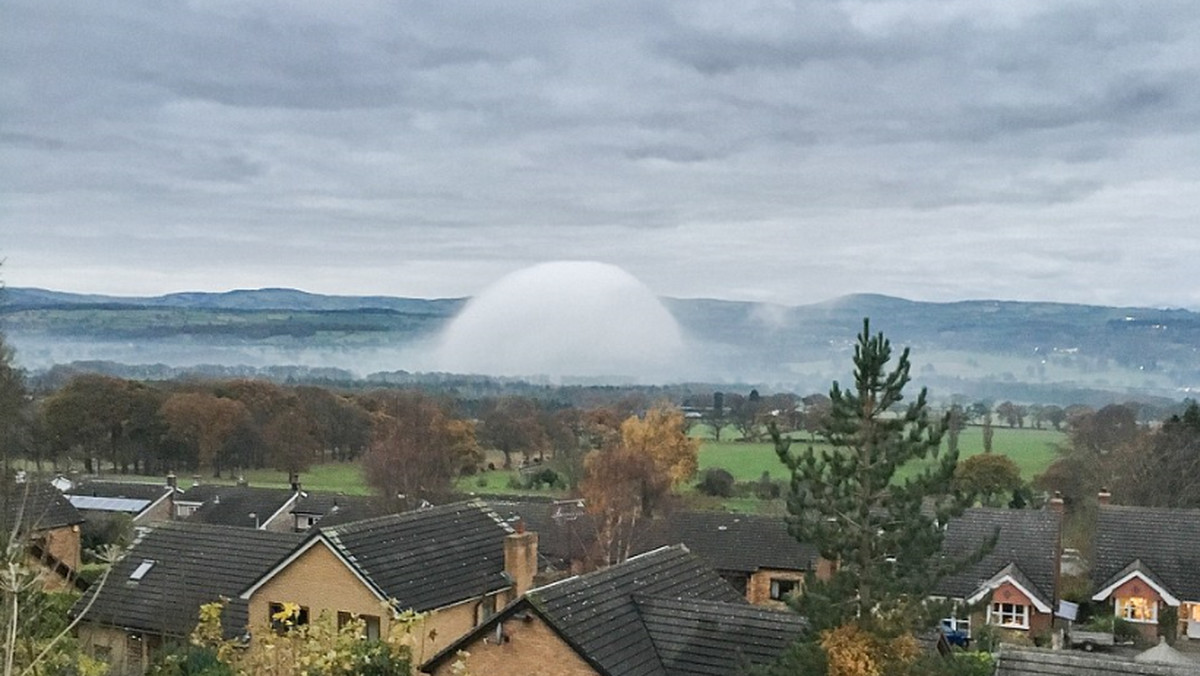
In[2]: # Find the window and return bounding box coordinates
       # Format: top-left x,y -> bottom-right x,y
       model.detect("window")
129,560 -> 155,580
269,602 -> 309,633
1117,596 -> 1157,623
770,578 -> 799,601
337,611 -> 381,640
989,602 -> 1029,629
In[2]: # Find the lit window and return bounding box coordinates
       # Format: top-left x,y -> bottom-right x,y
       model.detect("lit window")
1117,597 -> 1157,623
989,602 -> 1029,629
770,578 -> 799,601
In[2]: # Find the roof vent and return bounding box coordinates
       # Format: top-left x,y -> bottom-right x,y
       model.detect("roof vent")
130,560 -> 156,581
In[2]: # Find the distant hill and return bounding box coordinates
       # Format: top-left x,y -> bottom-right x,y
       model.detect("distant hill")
2,287 -> 1198,400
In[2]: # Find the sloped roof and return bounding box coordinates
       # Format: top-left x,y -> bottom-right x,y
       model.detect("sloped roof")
635,595 -> 807,676
526,545 -> 749,676
423,545 -> 805,676
1094,505 -> 1200,602
635,511 -> 819,574
289,492 -> 391,527
73,522 -> 302,637
182,486 -> 297,529
1,481 -> 84,533
935,507 -> 1060,607
316,500 -> 514,612
66,480 -> 173,502
996,644 -> 1196,676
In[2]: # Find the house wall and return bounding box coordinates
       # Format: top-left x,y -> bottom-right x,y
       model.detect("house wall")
245,541 -> 505,664
133,494 -> 174,525
747,569 -> 807,607
1110,576 -> 1164,642
424,613 -> 599,676
77,623 -> 166,676
40,524 -> 81,571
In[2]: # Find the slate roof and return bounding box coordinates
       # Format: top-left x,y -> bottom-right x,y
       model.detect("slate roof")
181,485 -> 298,529
1093,505 -> 1200,602
423,545 -> 806,676
1,481 -> 84,533
935,507 -> 1060,608
289,492 -> 391,528
995,644 -> 1197,676
489,498 -> 594,567
73,521 -> 302,638
635,595 -> 808,676
313,500 -> 515,612
635,511 -> 819,574
66,480 -> 174,502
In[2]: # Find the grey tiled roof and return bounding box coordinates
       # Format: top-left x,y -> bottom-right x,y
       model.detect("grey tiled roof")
289,492 -> 391,527
423,545 -> 804,676
1094,505 -> 1200,602
317,500 -> 514,612
635,511 -> 819,574
73,522 -> 302,637
182,486 -> 297,528
996,645 -> 1197,676
935,507 -> 1060,607
636,595 -> 807,676
2,481 -> 84,533
66,480 -> 173,502
526,545 -> 749,676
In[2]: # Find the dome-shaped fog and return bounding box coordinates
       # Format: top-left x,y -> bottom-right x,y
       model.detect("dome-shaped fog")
434,261 -> 684,379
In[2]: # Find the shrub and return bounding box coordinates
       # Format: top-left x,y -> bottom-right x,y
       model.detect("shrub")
696,468 -> 735,497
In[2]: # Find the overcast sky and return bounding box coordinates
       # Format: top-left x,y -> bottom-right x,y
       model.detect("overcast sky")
3,0 -> 1199,309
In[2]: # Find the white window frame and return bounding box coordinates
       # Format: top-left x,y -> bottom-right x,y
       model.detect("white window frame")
1116,596 -> 1158,624
941,615 -> 971,638
988,602 -> 1030,630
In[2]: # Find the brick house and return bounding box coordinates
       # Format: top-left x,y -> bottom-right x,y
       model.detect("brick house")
494,500 -> 827,606
421,544 -> 809,676
73,521 -> 302,675
236,500 -> 537,664
934,507 -> 1062,641
175,483 -> 301,530
75,500 -> 537,674
3,479 -> 85,589
1091,505 -> 1200,642
64,478 -> 178,526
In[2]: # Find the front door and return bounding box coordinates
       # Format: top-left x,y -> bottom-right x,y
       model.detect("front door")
1188,603 -> 1200,639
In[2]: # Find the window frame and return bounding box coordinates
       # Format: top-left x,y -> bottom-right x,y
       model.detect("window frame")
1116,596 -> 1158,624
769,577 -> 799,601
988,602 -> 1030,630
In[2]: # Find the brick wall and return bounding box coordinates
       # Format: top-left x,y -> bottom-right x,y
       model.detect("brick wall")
747,568 -> 807,607
425,613 -> 599,676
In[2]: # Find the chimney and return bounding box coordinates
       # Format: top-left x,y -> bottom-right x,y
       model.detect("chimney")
289,472 -> 301,493
1098,488 -> 1111,506
504,522 -> 538,597
1049,491 -> 1064,514
166,473 -> 177,490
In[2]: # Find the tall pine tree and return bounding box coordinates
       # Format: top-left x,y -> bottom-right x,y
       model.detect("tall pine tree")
772,319 -> 960,630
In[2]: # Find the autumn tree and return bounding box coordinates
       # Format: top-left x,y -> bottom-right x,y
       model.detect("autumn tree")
581,404 -> 699,565
160,392 -> 249,477
362,391 -> 480,511
771,319 -> 958,628
37,375 -> 164,474
262,402 -> 321,476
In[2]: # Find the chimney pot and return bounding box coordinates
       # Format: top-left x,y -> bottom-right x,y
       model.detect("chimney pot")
1049,491 -> 1065,514
1098,488 -> 1112,506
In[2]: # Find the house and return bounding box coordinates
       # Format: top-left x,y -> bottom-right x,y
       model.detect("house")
492,500 -> 825,606
287,491 -> 391,531
64,478 -> 178,526
2,479 -> 85,589
236,500 -> 537,664
634,510 -> 826,606
995,643 -> 1197,676
934,507 -> 1062,640
1091,504 -> 1200,642
176,484 -> 300,530
75,499 -> 535,674
73,521 -> 303,675
421,544 -> 809,676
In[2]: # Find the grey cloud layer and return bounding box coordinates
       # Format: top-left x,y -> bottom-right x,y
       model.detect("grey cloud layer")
3,0 -> 1199,307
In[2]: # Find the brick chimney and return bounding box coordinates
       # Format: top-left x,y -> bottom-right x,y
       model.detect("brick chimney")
166,473 -> 177,490
1049,491 -> 1064,514
1098,488 -> 1111,506
289,472 -> 301,493
504,521 -> 538,597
